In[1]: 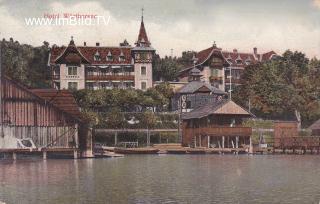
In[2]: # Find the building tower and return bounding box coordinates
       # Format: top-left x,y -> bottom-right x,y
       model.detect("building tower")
132,8 -> 155,90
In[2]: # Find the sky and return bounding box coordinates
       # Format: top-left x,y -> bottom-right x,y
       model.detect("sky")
0,0 -> 320,58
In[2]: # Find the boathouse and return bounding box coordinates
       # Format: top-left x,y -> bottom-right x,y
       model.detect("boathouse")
0,76 -> 91,157
181,99 -> 253,149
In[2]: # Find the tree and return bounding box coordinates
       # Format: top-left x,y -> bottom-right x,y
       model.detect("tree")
233,50 -> 320,127
1,38 -> 50,88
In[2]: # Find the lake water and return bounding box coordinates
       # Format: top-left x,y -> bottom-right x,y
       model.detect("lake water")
0,155 -> 320,204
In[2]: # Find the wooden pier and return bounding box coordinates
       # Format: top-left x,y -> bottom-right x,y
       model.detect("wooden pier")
0,148 -> 79,160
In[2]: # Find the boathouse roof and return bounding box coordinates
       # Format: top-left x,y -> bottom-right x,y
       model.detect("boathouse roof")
177,81 -> 226,95
31,89 -> 82,120
182,99 -> 254,120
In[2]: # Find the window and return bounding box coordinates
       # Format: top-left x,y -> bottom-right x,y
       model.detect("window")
86,82 -> 94,90
68,82 -> 78,90
211,69 -> 219,77
94,51 -> 101,61
54,67 -> 60,75
186,101 -> 192,109
141,82 -> 147,90
140,53 -> 148,60
141,66 -> 146,76
86,68 -> 94,76
236,59 -> 242,65
107,51 -> 113,61
68,66 -> 77,76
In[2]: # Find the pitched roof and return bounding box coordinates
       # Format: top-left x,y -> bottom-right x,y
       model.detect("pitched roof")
182,100 -> 254,120
54,39 -> 90,65
178,45 -> 276,75
50,45 -> 132,65
177,81 -> 226,95
136,19 -> 151,47
30,89 -> 82,120
309,119 -> 320,130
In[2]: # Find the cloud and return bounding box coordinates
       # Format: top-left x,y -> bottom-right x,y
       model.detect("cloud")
313,0 -> 320,9
0,0 -> 319,58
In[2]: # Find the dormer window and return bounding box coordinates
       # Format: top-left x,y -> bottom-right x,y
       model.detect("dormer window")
245,59 -> 251,65
107,51 -> 113,61
236,59 -> 242,65
227,58 -> 233,65
94,51 -> 101,61
119,51 -> 125,62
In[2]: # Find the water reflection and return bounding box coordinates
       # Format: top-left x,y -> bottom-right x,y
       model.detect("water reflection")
0,155 -> 320,204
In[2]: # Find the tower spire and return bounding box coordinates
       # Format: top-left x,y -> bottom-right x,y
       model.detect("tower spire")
136,8 -> 151,47
141,7 -> 144,22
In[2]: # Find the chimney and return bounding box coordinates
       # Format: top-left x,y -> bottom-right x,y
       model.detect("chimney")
84,42 -> 87,46
253,47 -> 258,55
96,42 -> 100,46
233,49 -> 238,53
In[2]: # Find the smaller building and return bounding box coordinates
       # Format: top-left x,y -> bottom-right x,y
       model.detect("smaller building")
181,99 -> 253,148
309,119 -> 320,136
171,68 -> 227,112
177,43 -> 277,93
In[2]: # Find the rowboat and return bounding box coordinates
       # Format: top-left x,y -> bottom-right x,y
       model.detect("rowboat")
114,147 -> 159,154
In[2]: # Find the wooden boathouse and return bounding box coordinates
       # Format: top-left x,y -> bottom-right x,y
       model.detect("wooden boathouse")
0,76 -> 91,158
181,99 -> 253,150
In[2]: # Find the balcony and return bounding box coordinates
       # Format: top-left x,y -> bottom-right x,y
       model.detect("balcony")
86,75 -> 134,81
224,77 -> 242,84
186,126 -> 252,137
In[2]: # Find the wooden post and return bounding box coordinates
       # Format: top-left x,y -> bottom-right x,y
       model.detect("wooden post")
43,151 -> 47,160
194,136 -> 197,148
236,136 -> 239,155
74,124 -> 79,149
249,137 -> 253,154
199,135 -> 202,147
222,136 -> 225,149
73,150 -> 78,159
147,130 -> 150,147
207,136 -> 210,148
114,132 -> 118,146
13,152 -> 17,160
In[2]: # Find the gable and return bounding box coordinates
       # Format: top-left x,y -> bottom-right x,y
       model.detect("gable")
214,100 -> 251,115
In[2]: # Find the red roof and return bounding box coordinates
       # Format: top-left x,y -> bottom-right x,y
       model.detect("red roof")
31,89 -> 82,120
50,45 -> 132,65
179,45 -> 276,74
136,20 -> 150,46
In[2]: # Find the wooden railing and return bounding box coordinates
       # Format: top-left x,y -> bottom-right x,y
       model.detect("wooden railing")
185,126 -> 252,137
224,77 -> 242,84
86,75 -> 134,81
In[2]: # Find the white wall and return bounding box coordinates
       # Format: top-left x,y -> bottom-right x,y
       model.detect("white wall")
60,64 -> 85,90
134,63 -> 153,90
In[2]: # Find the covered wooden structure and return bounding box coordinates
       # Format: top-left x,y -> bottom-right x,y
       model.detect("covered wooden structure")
181,100 -> 253,149
0,76 -> 91,158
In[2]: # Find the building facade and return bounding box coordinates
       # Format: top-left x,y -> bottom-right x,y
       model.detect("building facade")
171,67 -> 227,112
49,15 -> 155,91
177,43 -> 277,93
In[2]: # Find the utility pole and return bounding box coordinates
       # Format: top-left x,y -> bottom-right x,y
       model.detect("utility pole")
0,42 -> 3,138
228,67 -> 232,100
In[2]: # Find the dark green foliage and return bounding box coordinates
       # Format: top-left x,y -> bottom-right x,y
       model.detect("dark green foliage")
233,50 -> 320,127
1,38 -> 50,88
